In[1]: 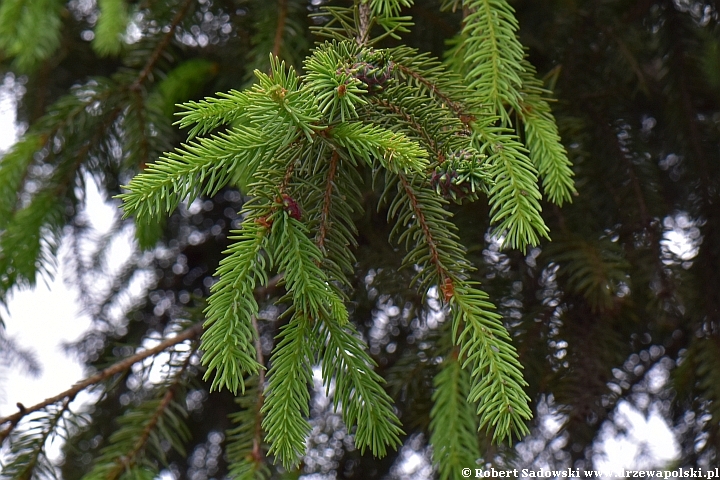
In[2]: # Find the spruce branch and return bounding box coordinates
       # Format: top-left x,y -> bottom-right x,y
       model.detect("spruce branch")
453,283 -> 532,443
370,97 -> 444,159
396,174 -> 451,285
299,142 -> 403,458
385,173 -> 530,443
81,348 -> 196,480
518,61 -> 576,205
118,124 -> 273,224
304,41 -> 368,123
0,323 -> 202,441
460,0 -> 525,124
474,123 -> 549,251
202,211 -> 269,393
97,390 -> 177,480
0,396 -> 75,480
430,355 -> 481,480
386,173 -> 472,293
303,142 -> 362,284
393,63 -> 467,118
0,0 -> 63,71
269,213 -> 348,324
175,90 -> 252,139
261,314 -> 314,468
330,122 -> 429,173
316,319 -> 404,457
93,0 -> 128,57
0,134 -> 43,230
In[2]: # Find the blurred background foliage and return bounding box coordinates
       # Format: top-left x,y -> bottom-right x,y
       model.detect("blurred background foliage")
1,0 -> 720,476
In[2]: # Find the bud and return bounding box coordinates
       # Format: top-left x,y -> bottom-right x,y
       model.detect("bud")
350,49 -> 394,91
281,194 -> 302,220
430,149 -> 492,203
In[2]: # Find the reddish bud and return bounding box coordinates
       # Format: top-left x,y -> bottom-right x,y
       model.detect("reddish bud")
282,194 -> 302,220
256,216 -> 273,229
440,277 -> 455,302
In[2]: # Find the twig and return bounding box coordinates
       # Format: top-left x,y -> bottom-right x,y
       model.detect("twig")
398,173 -> 460,302
393,64 -> 472,123
130,0 -> 196,90
0,323 -> 202,439
356,2 -> 372,46
272,0 -> 288,58
250,315 -> 265,464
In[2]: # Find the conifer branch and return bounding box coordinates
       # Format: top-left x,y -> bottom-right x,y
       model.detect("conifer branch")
371,98 -> 441,158
261,314 -> 314,468
460,0 -> 524,124
84,347 -> 195,480
202,214 -> 268,393
393,64 -> 467,118
518,61 -> 575,205
330,122 -> 429,173
316,319 -> 404,457
175,90 -> 252,139
474,124 -> 549,251
430,355 -> 481,480
118,125 -> 274,224
397,174 -> 447,284
93,0 -> 129,56
0,323 -> 202,439
453,283 -> 532,443
130,0 -> 196,91
0,395 -> 74,479
104,389 -> 176,480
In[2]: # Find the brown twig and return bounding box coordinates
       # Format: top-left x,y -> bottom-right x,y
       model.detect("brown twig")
271,0 -> 288,58
130,0 -> 196,91
356,2 -> 372,46
397,174 -> 449,290
250,315 -> 265,464
0,323 -> 203,440
372,98 -> 442,161
393,64 -> 472,123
